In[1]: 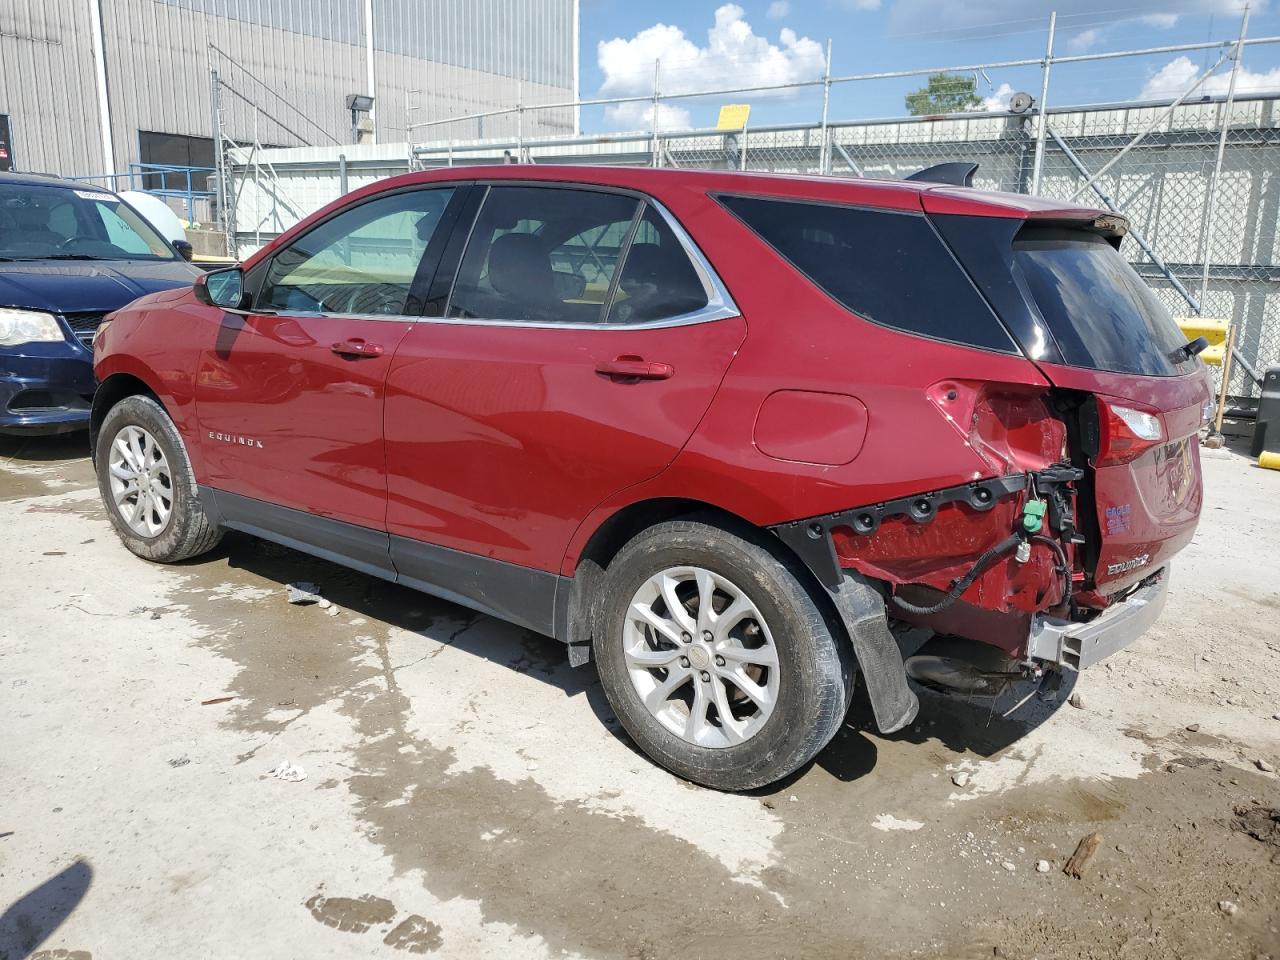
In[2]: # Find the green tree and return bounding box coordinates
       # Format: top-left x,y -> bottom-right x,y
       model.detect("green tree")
904,73 -> 984,116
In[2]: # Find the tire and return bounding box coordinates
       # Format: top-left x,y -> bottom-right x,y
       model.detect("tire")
594,517 -> 855,791
95,394 -> 223,563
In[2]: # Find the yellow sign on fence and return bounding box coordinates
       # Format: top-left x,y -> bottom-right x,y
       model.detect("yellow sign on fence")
716,104 -> 751,130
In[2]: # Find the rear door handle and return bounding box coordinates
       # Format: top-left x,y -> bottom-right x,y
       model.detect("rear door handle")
331,338 -> 384,359
595,356 -> 674,380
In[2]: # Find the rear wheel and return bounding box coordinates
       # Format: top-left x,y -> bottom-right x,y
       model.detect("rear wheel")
594,518 -> 854,791
95,395 -> 222,563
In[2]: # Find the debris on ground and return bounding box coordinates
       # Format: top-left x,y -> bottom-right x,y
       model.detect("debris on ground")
1068,692 -> 1085,709
952,771 -> 970,787
1232,804 -> 1280,849
201,696 -> 234,706
1036,859 -> 1051,873
317,598 -> 332,609
286,582 -> 322,605
269,759 -> 307,782
1001,861 -> 1016,872
1218,899 -> 1239,916
1186,723 -> 1201,733
1063,831 -> 1102,878
168,755 -> 190,768
1255,758 -> 1276,773
326,606 -> 340,617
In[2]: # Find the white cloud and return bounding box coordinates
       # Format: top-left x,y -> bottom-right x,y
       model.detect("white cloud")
596,4 -> 825,131
1140,54 -> 1280,100
835,0 -> 883,8
1069,27 -> 1103,52
766,1 -> 790,19
1140,13 -> 1181,27
976,82 -> 1017,112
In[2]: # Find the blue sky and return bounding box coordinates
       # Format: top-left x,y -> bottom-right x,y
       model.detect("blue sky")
576,1 -> 1280,131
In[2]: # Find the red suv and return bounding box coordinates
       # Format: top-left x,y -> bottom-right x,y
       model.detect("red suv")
91,166 -> 1210,790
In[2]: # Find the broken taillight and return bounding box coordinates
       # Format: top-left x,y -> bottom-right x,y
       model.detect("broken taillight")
1095,397 -> 1165,466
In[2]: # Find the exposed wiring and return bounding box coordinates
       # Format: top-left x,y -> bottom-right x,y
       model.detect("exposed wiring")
890,533 -> 1022,616
890,532 -> 1073,617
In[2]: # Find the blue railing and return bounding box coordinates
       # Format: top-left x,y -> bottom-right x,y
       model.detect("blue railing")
68,162 -> 216,224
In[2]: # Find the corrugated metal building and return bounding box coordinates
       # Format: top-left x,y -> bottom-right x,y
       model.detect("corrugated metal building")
0,0 -> 578,179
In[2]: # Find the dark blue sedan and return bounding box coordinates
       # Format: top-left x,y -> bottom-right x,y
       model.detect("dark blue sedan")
0,172 -> 200,435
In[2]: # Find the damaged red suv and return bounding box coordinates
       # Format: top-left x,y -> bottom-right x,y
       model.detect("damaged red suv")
91,166 -> 1210,790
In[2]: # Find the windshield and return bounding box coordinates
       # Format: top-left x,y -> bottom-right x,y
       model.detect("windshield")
0,182 -> 177,261
1014,229 -> 1194,377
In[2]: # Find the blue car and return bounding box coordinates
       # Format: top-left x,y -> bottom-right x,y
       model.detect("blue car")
0,172 -> 201,435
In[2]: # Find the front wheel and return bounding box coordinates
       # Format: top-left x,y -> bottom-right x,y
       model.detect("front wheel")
594,518 -> 854,791
95,395 -> 222,563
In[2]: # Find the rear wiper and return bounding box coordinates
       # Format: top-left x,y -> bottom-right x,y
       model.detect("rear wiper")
1171,336 -> 1209,363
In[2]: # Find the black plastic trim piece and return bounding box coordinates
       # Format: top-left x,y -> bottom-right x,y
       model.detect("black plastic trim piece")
769,474 -> 1030,588
204,487 -> 397,581
391,534 -> 563,637
905,162 -> 979,187
199,486 -> 567,638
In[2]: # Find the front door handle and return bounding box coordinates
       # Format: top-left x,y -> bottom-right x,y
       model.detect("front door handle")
595,356 -> 674,380
331,338 -> 384,359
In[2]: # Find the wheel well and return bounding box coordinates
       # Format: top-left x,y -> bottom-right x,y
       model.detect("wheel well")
90,374 -> 161,451
560,497 -> 850,661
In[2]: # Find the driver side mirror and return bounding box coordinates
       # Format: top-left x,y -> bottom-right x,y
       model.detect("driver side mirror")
195,266 -> 247,310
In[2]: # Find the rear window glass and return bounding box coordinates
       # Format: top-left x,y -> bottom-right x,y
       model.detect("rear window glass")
717,194 -> 1015,353
1014,230 -> 1192,377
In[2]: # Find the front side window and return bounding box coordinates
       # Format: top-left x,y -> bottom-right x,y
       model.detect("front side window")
718,194 -> 1015,352
449,186 -> 641,324
260,188 -> 454,316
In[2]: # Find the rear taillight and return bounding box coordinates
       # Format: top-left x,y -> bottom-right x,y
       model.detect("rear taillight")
1096,397 -> 1164,465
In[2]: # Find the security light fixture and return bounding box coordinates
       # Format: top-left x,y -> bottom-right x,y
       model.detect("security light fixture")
346,94 -> 375,144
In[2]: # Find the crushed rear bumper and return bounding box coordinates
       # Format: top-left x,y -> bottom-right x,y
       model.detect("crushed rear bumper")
1026,565 -> 1170,671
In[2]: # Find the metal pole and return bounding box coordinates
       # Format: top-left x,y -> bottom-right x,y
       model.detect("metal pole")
1048,125 -> 1201,313
210,67 -> 233,257
363,0 -> 376,142
87,0 -> 115,176
1069,50 -> 1230,200
819,38 -> 832,175
1198,4 -> 1251,314
1030,11 -> 1056,195
651,59 -> 661,168
517,81 -> 524,162
338,154 -> 348,197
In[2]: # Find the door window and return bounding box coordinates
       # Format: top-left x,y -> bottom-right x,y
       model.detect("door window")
260,188 -> 455,316
605,206 -> 709,324
448,186 -> 641,324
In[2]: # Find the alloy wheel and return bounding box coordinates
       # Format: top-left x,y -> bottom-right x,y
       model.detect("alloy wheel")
107,424 -> 174,538
623,566 -> 780,748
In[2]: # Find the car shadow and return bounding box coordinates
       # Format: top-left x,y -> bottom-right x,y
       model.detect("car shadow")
0,859 -> 92,959
0,431 -> 90,463
211,531 -> 603,706
206,530 -> 1075,788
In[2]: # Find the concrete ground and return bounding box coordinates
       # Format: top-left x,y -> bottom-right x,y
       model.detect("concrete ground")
1,433 -> 1277,960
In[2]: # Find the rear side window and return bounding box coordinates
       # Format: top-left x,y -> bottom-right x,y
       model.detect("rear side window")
1014,229 -> 1192,377
717,194 -> 1015,352
448,186 -> 640,324
606,206 -> 709,324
